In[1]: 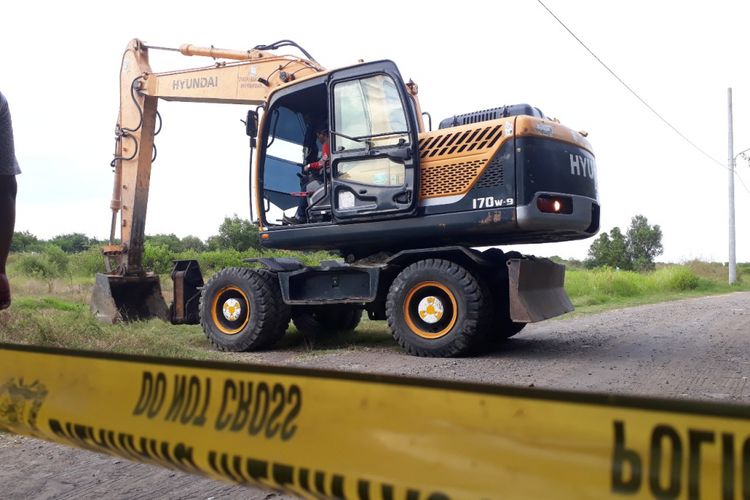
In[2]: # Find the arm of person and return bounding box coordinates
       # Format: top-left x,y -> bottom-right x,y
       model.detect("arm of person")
304,142 -> 330,171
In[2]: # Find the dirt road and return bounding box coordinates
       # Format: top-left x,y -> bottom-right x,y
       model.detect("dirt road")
2,292 -> 749,499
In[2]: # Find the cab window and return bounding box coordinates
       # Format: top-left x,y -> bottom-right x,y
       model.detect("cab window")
337,158 -> 404,187
333,74 -> 408,151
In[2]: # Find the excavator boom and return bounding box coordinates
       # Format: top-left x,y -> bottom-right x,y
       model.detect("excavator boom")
92,39 -> 325,322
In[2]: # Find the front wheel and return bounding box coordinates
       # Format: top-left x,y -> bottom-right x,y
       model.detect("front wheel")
200,267 -> 288,352
386,259 -> 489,357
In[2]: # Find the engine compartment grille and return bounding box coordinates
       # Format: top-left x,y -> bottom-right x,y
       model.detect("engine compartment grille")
419,159 -> 485,199
474,155 -> 504,188
418,124 -> 502,160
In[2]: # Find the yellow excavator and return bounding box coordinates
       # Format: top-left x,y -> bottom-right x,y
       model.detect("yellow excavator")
91,39 -> 599,357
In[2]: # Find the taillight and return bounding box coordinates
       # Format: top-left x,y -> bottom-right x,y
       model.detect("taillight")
537,195 -> 573,214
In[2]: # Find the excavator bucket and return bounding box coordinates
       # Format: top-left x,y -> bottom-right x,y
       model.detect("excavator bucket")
90,273 -> 169,323
507,257 -> 573,323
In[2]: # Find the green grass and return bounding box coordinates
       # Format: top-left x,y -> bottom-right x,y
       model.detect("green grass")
1,255 -> 748,357
0,296 -> 219,360
564,262 -> 750,315
12,296 -> 86,312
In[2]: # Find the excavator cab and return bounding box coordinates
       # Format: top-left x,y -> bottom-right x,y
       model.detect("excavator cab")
258,61 -> 420,233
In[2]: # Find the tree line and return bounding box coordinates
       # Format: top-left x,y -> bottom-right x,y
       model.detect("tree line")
10,215 -> 261,254
12,213 -> 665,274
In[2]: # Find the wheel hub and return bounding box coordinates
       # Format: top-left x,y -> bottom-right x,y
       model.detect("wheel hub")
222,298 -> 242,321
417,296 -> 444,324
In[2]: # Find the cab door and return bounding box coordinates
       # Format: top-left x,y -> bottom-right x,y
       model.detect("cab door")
327,61 -> 419,221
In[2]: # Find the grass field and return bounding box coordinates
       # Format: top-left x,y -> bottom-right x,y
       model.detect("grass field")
1,254 -> 748,358
565,261 -> 750,315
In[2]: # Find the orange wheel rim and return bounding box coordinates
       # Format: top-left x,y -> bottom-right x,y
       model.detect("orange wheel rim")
211,286 -> 251,335
403,281 -> 458,339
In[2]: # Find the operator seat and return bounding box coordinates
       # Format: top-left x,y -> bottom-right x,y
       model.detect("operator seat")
306,179 -> 331,222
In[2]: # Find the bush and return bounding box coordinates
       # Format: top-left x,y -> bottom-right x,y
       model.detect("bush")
43,245 -> 69,274
191,249 -> 247,274
653,266 -> 701,291
207,215 -> 260,251
181,235 -> 206,252
68,247 -> 107,275
143,243 -> 175,275
566,267 -> 641,302
566,264 -> 719,309
145,234 -> 185,253
49,233 -> 95,253
10,231 -> 46,253
16,246 -> 70,291
17,254 -> 59,281
592,268 -> 642,297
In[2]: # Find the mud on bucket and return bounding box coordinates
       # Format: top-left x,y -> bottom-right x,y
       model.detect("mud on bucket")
90,273 -> 169,323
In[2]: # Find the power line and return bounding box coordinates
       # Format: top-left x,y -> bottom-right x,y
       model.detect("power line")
536,0 -> 731,171
536,0 -> 750,197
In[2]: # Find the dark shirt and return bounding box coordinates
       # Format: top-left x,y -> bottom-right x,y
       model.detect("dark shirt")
0,91 -> 20,175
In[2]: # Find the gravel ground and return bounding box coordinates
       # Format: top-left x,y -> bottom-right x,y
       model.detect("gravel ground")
2,292 -> 748,499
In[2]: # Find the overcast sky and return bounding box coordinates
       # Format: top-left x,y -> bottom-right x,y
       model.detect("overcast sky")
2,0 -> 749,263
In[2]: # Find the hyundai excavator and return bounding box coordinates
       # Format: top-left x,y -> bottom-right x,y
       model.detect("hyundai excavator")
91,38 -> 600,357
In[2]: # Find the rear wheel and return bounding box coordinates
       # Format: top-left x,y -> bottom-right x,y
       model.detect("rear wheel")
200,267 -> 288,352
386,259 -> 488,357
254,269 -> 291,348
292,306 -> 362,335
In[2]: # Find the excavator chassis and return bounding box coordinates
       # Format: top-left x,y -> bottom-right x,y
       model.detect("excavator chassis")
162,248 -> 573,327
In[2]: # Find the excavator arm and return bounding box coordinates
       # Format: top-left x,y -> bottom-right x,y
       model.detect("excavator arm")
92,39 -> 325,322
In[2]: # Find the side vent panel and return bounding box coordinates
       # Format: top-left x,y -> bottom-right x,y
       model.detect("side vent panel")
417,120 -> 511,200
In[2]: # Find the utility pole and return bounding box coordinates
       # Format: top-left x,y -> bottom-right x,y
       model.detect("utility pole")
728,88 -> 737,285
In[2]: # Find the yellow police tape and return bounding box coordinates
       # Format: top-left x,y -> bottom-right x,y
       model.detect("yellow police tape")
0,343 -> 748,499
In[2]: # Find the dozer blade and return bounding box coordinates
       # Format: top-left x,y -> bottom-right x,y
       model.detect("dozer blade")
507,257 -> 573,323
90,273 -> 169,323
170,260 -> 204,325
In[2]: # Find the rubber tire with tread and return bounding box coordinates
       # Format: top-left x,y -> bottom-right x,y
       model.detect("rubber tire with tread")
386,259 -> 490,357
199,267 -> 289,352
253,269 -> 291,348
292,306 -> 362,335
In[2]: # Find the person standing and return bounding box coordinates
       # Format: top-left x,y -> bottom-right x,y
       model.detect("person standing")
0,91 -> 20,310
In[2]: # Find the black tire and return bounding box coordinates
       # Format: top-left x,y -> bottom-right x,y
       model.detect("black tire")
291,306 -> 362,334
386,259 -> 489,357
254,269 -> 291,348
199,267 -> 288,352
